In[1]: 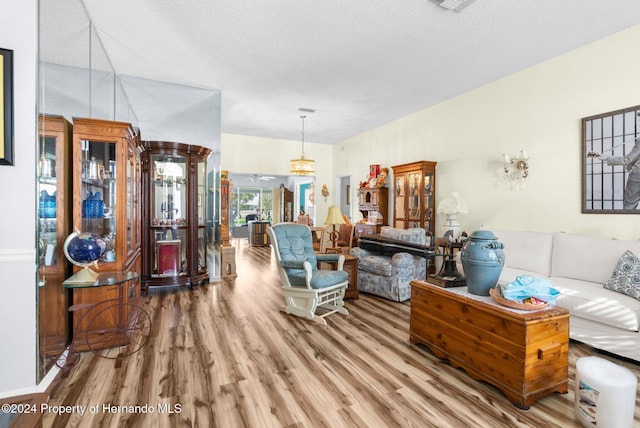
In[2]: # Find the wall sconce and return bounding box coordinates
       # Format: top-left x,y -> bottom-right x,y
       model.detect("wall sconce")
321,184 -> 329,201
502,150 -> 529,188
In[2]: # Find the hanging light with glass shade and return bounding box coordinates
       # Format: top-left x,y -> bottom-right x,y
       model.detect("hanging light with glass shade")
290,115 -> 315,175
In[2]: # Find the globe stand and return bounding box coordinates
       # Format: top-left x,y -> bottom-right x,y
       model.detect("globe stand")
63,231 -> 106,284
64,266 -> 100,284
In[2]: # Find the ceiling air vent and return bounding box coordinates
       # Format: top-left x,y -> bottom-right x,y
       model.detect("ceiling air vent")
434,0 -> 476,12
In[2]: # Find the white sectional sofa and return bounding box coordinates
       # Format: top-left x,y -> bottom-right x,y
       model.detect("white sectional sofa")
483,229 -> 640,363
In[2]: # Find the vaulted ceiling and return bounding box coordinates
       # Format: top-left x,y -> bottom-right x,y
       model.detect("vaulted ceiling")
40,0 -> 640,144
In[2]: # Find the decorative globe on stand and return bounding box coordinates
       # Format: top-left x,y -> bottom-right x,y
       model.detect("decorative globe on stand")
63,230 -> 107,283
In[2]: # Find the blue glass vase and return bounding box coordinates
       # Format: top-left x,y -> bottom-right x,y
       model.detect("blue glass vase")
39,190 -> 56,218
82,191 -> 104,218
461,230 -> 505,296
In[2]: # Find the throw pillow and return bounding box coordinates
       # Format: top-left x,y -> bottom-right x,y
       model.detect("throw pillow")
603,250 -> 640,300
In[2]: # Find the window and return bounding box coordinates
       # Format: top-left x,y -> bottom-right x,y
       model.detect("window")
230,186 -> 273,225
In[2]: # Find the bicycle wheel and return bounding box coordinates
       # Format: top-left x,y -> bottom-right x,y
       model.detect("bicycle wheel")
55,347 -> 81,369
84,301 -> 152,359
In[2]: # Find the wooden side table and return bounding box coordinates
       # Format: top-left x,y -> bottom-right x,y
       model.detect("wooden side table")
318,254 -> 359,299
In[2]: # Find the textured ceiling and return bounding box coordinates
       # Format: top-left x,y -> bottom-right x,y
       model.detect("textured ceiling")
41,0 -> 640,144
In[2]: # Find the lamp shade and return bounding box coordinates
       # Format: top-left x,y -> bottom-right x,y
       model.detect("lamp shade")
290,156 -> 315,175
437,192 -> 469,215
290,115 -> 315,175
324,206 -> 345,225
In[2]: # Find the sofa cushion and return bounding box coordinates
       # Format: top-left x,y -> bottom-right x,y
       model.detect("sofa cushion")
358,255 -> 394,276
604,250 -> 640,300
551,232 -> 640,284
552,276 -> 640,332
357,253 -> 420,277
489,229 -> 553,277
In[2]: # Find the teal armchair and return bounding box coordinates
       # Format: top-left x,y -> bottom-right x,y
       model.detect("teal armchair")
267,223 -> 349,325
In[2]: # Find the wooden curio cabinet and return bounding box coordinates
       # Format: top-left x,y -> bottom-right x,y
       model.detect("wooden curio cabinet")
140,141 -> 212,294
70,118 -> 143,349
37,115 -> 72,374
354,187 -> 388,244
357,187 -> 388,226
220,170 -> 230,246
392,161 -> 437,235
280,185 -> 293,223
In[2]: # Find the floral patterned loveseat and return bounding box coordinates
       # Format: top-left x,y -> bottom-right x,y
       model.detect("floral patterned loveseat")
350,227 -> 429,302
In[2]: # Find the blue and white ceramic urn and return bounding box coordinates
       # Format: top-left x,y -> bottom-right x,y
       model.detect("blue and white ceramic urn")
460,230 -> 505,296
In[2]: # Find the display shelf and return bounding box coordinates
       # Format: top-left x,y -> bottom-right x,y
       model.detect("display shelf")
355,187 -> 388,246
140,140 -> 211,294
70,117 -> 143,344
392,161 -> 437,235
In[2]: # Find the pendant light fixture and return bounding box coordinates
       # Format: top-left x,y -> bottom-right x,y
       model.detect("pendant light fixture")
290,115 -> 315,175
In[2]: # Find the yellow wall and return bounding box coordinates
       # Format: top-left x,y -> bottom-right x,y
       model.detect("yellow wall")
221,133 -> 336,222
334,25 -> 640,239
222,25 -> 640,240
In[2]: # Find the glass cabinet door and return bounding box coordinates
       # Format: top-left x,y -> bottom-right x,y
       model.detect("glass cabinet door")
196,157 -> 207,225
151,154 -> 187,277
394,175 -> 406,228
423,172 -> 434,235
196,157 -> 207,272
407,172 -> 422,227
39,135 -> 59,268
38,134 -> 62,369
127,151 -> 133,255
127,148 -> 141,258
80,139 -> 117,263
197,227 -> 207,273
37,115 -> 72,379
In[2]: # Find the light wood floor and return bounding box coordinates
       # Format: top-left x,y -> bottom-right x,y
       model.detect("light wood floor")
45,239 -> 640,428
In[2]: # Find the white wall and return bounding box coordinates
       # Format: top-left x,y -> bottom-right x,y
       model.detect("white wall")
333,25 -> 640,240
0,0 -> 38,394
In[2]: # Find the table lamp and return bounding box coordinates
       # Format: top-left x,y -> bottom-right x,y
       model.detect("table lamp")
324,205 -> 346,251
436,192 -> 468,241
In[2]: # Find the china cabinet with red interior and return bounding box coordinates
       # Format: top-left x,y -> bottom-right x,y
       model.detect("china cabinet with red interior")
70,118 -> 143,350
140,141 -> 211,295
37,115 -> 73,372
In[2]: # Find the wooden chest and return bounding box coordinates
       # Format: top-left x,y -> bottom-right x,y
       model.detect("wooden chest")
409,280 -> 569,409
